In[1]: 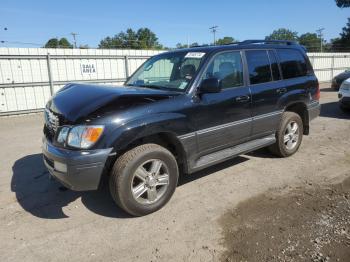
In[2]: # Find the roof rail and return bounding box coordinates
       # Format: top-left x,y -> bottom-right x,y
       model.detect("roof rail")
239,40 -> 298,45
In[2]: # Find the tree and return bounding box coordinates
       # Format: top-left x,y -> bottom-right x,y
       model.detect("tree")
265,28 -> 298,41
44,38 -> 73,48
331,18 -> 350,51
335,0 -> 350,8
137,28 -> 161,49
99,28 -> 163,49
175,42 -> 200,48
216,36 -> 237,45
44,38 -> 59,48
298,33 -> 322,52
58,38 -> 73,48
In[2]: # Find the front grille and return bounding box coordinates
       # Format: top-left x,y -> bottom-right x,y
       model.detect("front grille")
44,109 -> 60,140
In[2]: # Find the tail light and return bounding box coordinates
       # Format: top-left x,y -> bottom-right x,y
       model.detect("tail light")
315,82 -> 320,101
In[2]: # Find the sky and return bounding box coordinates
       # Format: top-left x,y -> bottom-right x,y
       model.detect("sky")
0,0 -> 349,48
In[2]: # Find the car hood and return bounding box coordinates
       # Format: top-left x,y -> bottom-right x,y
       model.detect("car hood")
46,83 -> 179,122
335,71 -> 350,81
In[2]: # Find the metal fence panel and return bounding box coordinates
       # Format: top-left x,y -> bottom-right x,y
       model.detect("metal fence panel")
1,48 -> 350,116
308,52 -> 350,82
0,47 -> 162,115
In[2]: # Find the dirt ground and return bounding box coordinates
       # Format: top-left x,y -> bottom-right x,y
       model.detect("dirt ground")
220,177 -> 350,262
0,83 -> 349,262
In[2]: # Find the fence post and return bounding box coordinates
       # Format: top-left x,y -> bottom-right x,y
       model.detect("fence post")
46,53 -> 54,95
330,55 -> 335,81
124,55 -> 129,79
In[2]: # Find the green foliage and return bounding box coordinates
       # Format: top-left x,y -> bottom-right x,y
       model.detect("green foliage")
175,42 -> 200,48
44,38 -> 73,48
99,28 -> 163,49
58,38 -> 73,48
331,18 -> 350,51
298,33 -> 322,52
216,36 -> 237,45
265,28 -> 298,41
335,0 -> 350,8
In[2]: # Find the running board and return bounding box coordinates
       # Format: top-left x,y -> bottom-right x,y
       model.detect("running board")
191,134 -> 276,172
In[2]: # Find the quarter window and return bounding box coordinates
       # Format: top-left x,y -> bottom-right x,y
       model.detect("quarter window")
202,51 -> 244,89
246,50 -> 272,85
277,49 -> 308,79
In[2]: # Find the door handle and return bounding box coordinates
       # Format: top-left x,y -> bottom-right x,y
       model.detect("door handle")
276,88 -> 287,94
235,95 -> 250,102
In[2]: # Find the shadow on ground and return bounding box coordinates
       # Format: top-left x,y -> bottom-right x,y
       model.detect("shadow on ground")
320,87 -> 336,93
11,153 -> 249,219
11,154 -> 131,219
320,101 -> 350,120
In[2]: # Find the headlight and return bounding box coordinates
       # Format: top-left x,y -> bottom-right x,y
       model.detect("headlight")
57,125 -> 104,149
57,126 -> 70,143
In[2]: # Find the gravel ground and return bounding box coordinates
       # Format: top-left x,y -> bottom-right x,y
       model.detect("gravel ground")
0,83 -> 349,262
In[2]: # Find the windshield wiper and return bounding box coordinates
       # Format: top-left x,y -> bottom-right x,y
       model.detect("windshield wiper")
138,84 -> 165,90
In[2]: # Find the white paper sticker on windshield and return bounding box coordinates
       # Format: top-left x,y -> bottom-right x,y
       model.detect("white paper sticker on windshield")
185,52 -> 205,58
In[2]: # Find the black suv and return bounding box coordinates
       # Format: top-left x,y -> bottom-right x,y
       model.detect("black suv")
43,40 -> 321,216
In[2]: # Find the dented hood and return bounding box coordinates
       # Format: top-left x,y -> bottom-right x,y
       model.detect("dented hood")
47,83 -> 178,122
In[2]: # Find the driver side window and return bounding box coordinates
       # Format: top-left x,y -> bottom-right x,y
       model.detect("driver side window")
203,51 -> 244,89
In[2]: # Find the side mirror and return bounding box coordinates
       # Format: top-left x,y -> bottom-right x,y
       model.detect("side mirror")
198,78 -> 221,94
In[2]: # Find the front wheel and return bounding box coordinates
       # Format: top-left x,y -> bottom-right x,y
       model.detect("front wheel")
269,112 -> 303,157
109,144 -> 179,216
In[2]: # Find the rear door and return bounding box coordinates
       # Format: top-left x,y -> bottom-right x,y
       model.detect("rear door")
245,49 -> 285,138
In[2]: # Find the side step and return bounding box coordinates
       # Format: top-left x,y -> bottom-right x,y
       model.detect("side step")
192,134 -> 276,172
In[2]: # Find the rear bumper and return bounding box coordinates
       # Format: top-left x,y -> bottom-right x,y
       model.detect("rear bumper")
307,101 -> 321,121
42,137 -> 113,191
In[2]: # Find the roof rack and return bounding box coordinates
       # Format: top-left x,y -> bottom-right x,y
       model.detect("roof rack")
186,40 -> 299,49
238,40 -> 298,46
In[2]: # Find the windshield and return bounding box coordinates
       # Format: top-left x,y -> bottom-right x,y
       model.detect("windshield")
126,51 -> 206,91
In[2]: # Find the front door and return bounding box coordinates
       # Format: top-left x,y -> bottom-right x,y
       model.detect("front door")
194,51 -> 252,155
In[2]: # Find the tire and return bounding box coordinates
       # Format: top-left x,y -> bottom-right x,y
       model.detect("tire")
269,112 -> 303,157
109,143 -> 179,216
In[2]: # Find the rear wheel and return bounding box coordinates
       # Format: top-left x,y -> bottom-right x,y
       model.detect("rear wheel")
269,112 -> 303,157
109,143 -> 179,216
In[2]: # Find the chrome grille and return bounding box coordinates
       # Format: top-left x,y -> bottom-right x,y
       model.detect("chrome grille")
45,109 -> 59,133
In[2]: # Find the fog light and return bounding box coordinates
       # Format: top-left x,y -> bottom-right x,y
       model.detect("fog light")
54,161 -> 67,173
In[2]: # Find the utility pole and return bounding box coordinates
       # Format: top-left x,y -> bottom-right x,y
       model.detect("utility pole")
316,28 -> 325,52
209,26 -> 218,45
70,32 -> 78,48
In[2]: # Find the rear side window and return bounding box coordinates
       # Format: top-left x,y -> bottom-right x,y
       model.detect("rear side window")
246,50 -> 272,85
268,50 -> 281,81
277,49 -> 308,79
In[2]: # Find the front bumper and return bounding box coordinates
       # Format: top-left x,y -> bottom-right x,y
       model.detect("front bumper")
338,89 -> 350,108
307,101 -> 321,121
42,137 -> 113,191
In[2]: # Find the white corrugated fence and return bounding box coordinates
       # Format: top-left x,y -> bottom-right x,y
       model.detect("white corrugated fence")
0,48 -> 163,115
0,48 -> 349,115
